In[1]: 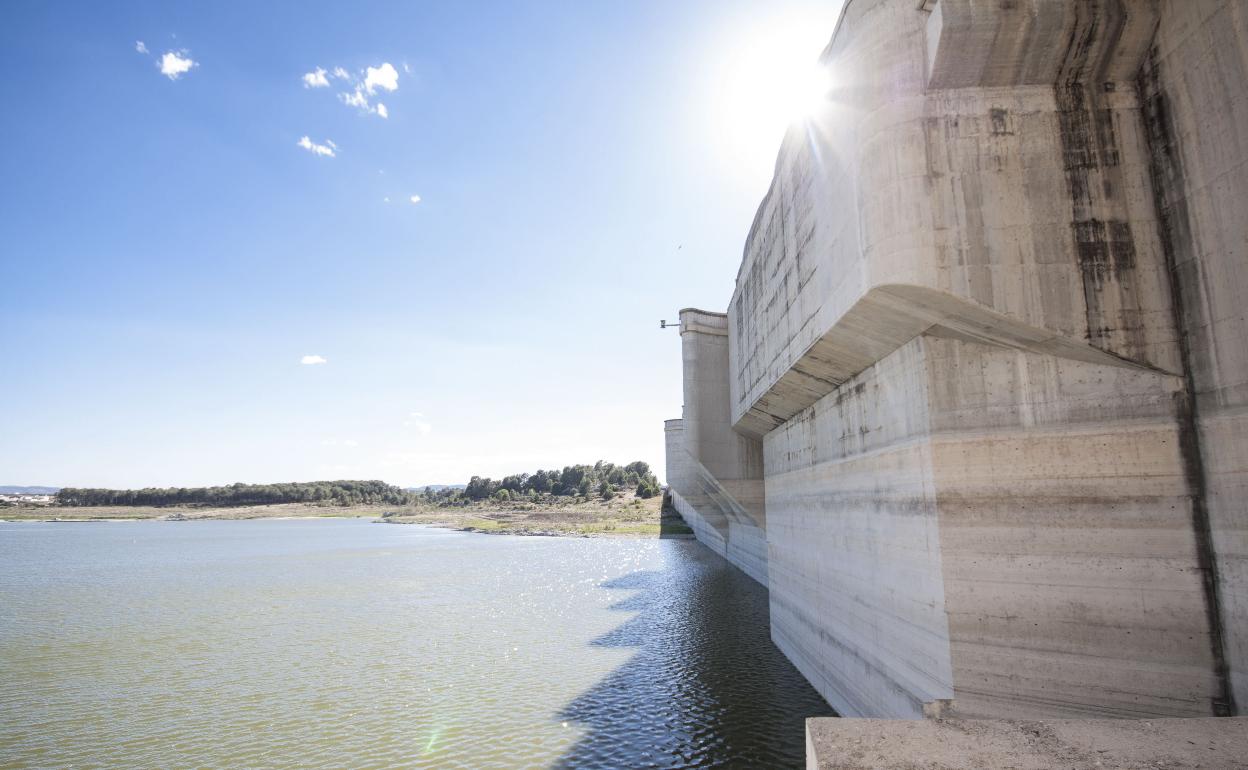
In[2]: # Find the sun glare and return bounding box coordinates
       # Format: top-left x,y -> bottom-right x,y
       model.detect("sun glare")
705,9 -> 838,185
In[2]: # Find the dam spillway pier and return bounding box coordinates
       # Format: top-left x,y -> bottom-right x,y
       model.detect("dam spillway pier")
664,0 -> 1248,737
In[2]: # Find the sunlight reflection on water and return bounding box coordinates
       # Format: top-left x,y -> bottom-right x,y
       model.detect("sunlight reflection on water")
0,520 -> 831,769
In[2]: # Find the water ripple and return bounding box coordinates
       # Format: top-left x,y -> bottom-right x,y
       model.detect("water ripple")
0,520 -> 831,769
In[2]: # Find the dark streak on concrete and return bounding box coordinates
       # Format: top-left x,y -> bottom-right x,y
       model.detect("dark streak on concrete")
1054,0 -> 1150,364
1137,43 -> 1236,718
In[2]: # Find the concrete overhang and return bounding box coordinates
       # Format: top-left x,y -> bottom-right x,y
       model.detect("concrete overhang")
732,285 -> 1179,439
925,0 -> 1159,90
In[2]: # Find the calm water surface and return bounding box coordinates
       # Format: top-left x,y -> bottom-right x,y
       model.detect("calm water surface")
0,520 -> 832,769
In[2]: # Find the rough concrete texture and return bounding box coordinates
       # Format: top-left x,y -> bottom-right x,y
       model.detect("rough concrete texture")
665,419 -> 729,557
681,309 -> 767,525
669,309 -> 770,586
925,336 -> 1218,719
766,338 -> 956,719
667,0 -> 1247,723
766,332 -> 1217,719
805,716 -> 1248,770
729,0 -> 1181,439
1141,0 -> 1248,714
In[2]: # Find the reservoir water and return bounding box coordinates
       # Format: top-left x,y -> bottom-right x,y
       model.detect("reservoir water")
0,519 -> 832,768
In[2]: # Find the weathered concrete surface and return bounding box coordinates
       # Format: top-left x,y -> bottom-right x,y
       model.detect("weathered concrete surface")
925,0 -> 1161,90
767,338 -> 955,719
766,333 -> 1217,719
1141,0 -> 1248,714
926,337 -> 1217,719
665,0 -> 1248,725
805,716 -> 1248,770
681,309 -> 767,527
729,0 -> 1184,439
668,310 -> 769,585
664,418 -> 728,557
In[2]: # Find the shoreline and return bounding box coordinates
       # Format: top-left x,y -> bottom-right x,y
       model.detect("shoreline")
2,497 -> 694,539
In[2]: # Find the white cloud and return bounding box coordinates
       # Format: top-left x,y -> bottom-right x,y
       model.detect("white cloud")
296,136 -> 336,157
300,354 -> 328,364
159,50 -> 197,80
302,67 -> 329,88
344,439 -> 359,447
383,196 -> 391,203
309,62 -> 398,119
402,61 -> 412,74
340,88 -> 369,109
409,195 -> 421,204
135,41 -> 148,54
338,87 -> 388,118
363,62 -> 399,94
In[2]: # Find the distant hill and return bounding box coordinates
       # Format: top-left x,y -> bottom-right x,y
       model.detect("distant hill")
0,486 -> 60,495
405,484 -> 466,493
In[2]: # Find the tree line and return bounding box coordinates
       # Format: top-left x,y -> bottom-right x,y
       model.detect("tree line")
55,480 -> 412,508
54,460 -> 663,508
425,460 -> 661,504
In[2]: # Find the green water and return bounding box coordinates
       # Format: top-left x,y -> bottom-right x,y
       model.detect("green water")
0,519 -> 832,768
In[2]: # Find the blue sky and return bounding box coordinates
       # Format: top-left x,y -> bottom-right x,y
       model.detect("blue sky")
0,0 -> 842,488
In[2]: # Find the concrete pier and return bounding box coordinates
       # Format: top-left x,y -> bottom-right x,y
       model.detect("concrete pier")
666,0 -> 1247,724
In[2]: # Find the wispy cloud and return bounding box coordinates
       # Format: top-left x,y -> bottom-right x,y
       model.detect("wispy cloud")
300,354 -> 328,364
159,50 -> 197,80
135,40 -> 148,54
409,195 -> 421,204
340,88 -> 369,110
296,136 -> 336,157
302,67 -> 329,88
308,61 -> 399,118
339,87 -> 387,118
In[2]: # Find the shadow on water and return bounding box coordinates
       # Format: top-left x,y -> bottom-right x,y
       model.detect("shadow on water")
552,544 -> 835,769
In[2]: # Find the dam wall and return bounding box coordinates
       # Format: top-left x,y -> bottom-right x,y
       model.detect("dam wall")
1142,0 -> 1248,712
667,0 -> 1246,720
664,418 -> 728,556
668,310 -> 769,586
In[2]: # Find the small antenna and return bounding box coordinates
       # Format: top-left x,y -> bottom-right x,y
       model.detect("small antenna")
660,319 -> 681,330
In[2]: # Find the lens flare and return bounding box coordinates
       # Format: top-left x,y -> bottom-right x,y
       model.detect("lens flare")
703,6 -> 841,185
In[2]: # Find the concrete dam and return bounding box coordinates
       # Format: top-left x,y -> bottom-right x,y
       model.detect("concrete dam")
664,0 -> 1248,726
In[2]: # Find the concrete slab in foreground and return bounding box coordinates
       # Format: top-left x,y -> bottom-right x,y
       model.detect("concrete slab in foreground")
806,717 -> 1248,770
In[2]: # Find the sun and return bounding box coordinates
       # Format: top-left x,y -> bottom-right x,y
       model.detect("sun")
704,8 -> 838,183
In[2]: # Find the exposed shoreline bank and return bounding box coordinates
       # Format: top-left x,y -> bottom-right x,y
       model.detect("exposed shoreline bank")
2,497 -> 695,539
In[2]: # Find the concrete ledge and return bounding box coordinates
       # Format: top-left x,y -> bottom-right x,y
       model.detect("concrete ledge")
732,283 -> 1174,438
926,0 -> 1159,90
806,717 -> 1248,769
